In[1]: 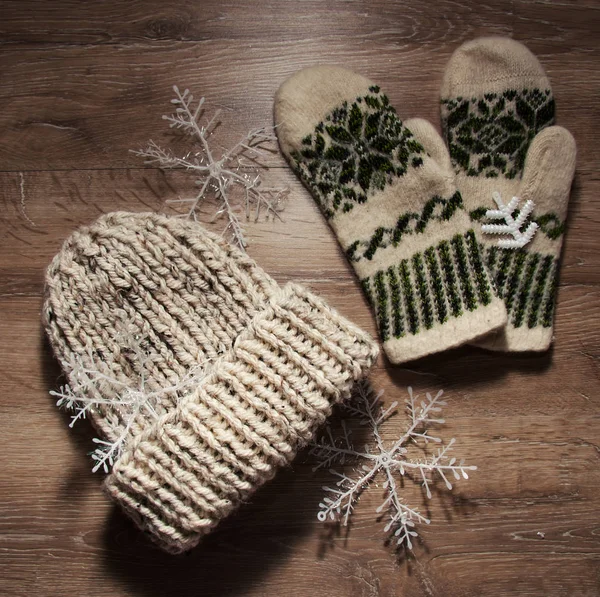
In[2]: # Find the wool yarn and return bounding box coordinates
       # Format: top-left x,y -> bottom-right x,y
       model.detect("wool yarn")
440,37 -> 576,351
43,212 -> 378,553
275,66 -> 507,364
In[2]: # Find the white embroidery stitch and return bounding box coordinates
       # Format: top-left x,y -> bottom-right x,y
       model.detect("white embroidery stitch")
481,191 -> 539,249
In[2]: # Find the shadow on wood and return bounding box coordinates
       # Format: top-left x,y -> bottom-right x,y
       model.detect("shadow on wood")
101,464 -> 322,597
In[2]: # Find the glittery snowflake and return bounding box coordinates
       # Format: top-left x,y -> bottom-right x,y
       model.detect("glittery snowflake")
309,382 -> 477,549
134,85 -> 288,249
51,327 -> 206,473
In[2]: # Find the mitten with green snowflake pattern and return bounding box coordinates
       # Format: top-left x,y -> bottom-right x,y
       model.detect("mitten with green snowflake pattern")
440,37 -> 576,351
275,66 -> 507,364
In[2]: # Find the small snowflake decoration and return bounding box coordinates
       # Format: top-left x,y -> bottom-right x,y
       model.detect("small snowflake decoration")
133,85 -> 289,249
481,191 -> 538,249
310,383 -> 477,549
51,328 -> 206,473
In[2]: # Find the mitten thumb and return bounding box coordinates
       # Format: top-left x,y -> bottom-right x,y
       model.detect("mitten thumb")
403,118 -> 454,177
519,125 -> 576,216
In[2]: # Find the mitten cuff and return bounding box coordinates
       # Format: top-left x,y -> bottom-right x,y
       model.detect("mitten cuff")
361,230 -> 507,363
104,283 -> 378,553
384,300 -> 506,362
472,249 -> 559,353
473,324 -> 553,353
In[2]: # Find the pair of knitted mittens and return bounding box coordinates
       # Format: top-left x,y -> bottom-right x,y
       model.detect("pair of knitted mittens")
44,212 -> 378,553
275,37 -> 576,362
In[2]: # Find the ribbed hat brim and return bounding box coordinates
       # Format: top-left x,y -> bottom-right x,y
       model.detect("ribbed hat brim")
104,282 -> 378,553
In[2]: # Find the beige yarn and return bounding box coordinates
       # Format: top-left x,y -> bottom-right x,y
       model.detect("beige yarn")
43,212 -> 378,553
440,37 -> 576,351
275,66 -> 507,364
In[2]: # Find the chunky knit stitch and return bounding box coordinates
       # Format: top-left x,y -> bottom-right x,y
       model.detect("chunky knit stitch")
275,66 -> 507,364
43,212 -> 378,553
440,37 -> 576,351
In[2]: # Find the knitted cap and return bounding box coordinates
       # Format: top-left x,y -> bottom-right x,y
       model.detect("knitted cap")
43,212 -> 378,552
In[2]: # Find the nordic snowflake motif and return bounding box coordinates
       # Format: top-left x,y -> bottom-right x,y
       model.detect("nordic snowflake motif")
51,331 -> 206,473
481,191 -> 539,249
133,85 -> 289,249
310,383 -> 477,549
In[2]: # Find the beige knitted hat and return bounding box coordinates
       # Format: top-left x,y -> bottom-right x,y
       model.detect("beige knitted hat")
275,66 -> 507,364
43,212 -> 378,553
440,37 -> 576,351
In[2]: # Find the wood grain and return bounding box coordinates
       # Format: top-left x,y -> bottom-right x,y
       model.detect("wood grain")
1,1 -> 599,596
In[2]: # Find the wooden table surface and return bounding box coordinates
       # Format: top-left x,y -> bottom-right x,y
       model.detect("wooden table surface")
1,2 -> 599,596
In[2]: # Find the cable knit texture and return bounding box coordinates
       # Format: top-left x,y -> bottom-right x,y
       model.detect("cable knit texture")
43,212 -> 378,553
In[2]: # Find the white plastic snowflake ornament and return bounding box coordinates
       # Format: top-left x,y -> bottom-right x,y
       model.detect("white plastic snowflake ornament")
310,383 -> 477,549
134,86 -> 288,249
51,329 -> 206,473
481,191 -> 539,249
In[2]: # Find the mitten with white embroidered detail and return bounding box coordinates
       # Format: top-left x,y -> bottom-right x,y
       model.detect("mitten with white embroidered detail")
440,37 -> 576,351
275,66 -> 507,364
